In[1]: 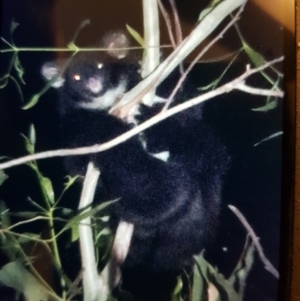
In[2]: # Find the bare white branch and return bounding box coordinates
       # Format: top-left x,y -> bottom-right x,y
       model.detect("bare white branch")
77,162 -> 105,301
235,82 -> 283,97
142,0 -> 160,105
163,3 -> 244,111
0,56 -> 284,171
111,0 -> 248,116
228,205 -> 279,279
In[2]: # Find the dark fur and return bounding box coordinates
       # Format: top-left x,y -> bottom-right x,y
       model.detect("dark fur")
42,34 -> 229,274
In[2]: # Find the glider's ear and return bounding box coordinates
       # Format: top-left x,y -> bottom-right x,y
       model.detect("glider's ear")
101,31 -> 130,59
41,61 -> 65,88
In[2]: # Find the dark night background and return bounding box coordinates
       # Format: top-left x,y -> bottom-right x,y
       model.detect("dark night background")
0,0 -> 291,300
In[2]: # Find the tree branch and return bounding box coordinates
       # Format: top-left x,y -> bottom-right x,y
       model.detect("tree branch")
228,205 -> 279,279
0,56 -> 283,171
110,0 -> 249,116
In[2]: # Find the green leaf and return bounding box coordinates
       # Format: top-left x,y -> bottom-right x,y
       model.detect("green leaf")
27,197 -> 46,212
71,224 -> 79,242
0,201 -> 11,228
22,93 -> 41,110
0,74 -> 9,89
0,262 -> 54,301
13,55 -> 25,84
10,211 -> 39,219
17,232 -> 41,244
126,24 -> 145,48
20,133 -> 34,154
67,42 -> 79,51
95,227 -> 112,241
234,22 -> 282,85
198,8 -> 214,22
28,124 -> 36,146
41,176 -> 55,205
198,49 -> 242,91
61,200 -> 117,233
0,170 -> 9,186
192,256 -> 206,301
198,0 -> 223,22
60,207 -> 74,216
242,41 -> 265,68
252,98 -> 278,112
228,237 -> 255,299
171,276 -> 184,301
193,255 -> 240,301
56,175 -> 80,204
10,20 -> 19,37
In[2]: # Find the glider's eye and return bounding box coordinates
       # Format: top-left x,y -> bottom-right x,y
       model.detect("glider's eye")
73,74 -> 81,81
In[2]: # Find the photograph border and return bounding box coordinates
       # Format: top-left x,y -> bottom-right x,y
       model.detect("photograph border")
290,1 -> 299,300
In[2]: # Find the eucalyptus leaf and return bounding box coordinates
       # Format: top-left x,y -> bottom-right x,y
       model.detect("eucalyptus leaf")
71,224 -> 79,242
0,74 -> 8,89
28,124 -> 36,146
126,24 -> 145,48
241,40 -> 275,85
41,176 -> 55,205
0,262 -> 54,301
10,20 -> 19,37
61,200 -> 116,233
95,227 -> 112,241
242,40 -> 265,67
22,93 -> 41,110
20,133 -> 34,154
228,237 -> 255,299
27,197 -> 46,212
13,55 -> 25,84
198,8 -> 213,22
0,201 -> 11,228
171,276 -> 183,301
193,255 -> 240,301
0,169 -> 9,186
10,211 -> 39,219
198,0 -> 223,21
67,42 -> 79,51
17,232 -> 41,244
251,99 -> 278,112
56,175 -> 80,204
192,256 -> 206,301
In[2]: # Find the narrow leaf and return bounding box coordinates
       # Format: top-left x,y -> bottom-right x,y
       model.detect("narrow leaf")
10,20 -> 19,37
41,176 -> 55,205
0,262 -> 55,301
13,55 -> 25,84
0,170 -> 9,186
251,98 -> 278,112
126,24 -> 145,48
22,94 -> 41,110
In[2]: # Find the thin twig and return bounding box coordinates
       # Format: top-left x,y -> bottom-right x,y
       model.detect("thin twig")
112,0 -> 248,115
169,0 -> 182,46
0,56 -> 283,171
228,205 -> 279,279
235,83 -> 282,97
163,3 -> 245,111
158,0 -> 176,49
0,45 -> 172,53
